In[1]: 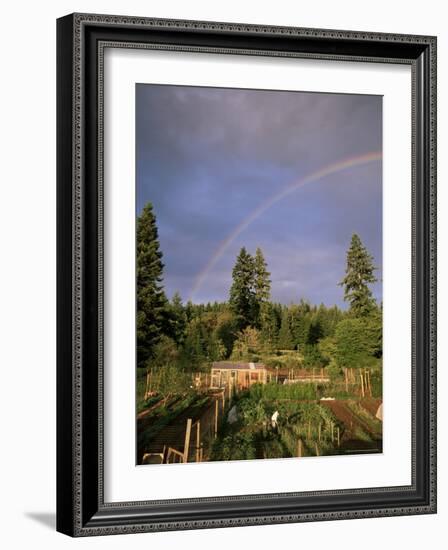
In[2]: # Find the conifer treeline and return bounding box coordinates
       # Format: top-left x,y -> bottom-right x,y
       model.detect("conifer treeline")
136,202 -> 382,376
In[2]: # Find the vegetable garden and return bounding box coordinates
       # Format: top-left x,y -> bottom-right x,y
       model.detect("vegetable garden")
211,383 -> 382,461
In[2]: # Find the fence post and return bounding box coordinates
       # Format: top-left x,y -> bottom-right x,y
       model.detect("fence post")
366,369 -> 372,396
183,419 -> 192,463
214,399 -> 219,438
196,421 -> 201,462
144,369 -> 151,400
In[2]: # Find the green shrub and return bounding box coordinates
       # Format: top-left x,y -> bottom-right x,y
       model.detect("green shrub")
248,382 -> 318,401
211,432 -> 257,461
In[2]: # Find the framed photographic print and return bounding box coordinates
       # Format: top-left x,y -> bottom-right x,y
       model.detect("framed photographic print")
56,13 -> 437,536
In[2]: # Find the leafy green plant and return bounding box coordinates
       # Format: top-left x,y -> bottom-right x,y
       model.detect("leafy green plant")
249,382 -> 319,401
211,431 -> 257,461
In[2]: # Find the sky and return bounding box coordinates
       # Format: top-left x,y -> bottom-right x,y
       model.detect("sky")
136,84 -> 382,308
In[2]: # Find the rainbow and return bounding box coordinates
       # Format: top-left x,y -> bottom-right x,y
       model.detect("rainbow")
189,151 -> 382,302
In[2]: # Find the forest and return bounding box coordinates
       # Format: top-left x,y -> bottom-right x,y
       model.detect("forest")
136,202 -> 382,464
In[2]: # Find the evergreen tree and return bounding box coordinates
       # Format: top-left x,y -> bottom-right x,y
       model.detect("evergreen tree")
136,202 -> 168,368
215,310 -> 237,358
184,300 -> 195,322
334,315 -> 382,369
289,300 -> 311,350
307,317 -> 324,345
166,292 -> 187,345
318,304 -> 345,338
259,302 -> 279,351
181,318 -> 206,371
278,308 -> 294,350
254,247 -> 271,301
253,247 -> 271,327
229,247 -> 256,329
339,234 -> 377,316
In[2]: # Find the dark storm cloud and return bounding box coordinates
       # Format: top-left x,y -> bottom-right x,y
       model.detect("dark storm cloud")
136,84 -> 382,306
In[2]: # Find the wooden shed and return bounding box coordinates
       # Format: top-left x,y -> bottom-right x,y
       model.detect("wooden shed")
210,362 -> 275,391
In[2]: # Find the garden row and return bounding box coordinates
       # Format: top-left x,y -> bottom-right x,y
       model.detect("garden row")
211,383 -> 382,461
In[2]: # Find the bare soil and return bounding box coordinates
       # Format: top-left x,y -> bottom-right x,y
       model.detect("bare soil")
321,399 -> 382,454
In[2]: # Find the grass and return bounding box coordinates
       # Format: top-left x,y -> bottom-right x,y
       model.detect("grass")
211,431 -> 257,461
248,382 -> 320,401
136,370 -> 148,411
137,394 -> 162,414
352,427 -> 374,443
346,400 -> 382,437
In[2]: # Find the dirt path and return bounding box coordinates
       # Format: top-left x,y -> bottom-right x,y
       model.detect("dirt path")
138,396 -> 220,462
358,398 -> 382,417
321,400 -> 382,454
321,400 -> 380,437
137,397 -> 166,420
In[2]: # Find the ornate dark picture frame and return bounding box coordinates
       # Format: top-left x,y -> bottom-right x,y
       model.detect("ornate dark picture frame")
56,13 -> 437,537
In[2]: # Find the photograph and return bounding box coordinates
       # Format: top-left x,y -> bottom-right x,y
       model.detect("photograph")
53,8 -> 437,538
136,84 -> 383,465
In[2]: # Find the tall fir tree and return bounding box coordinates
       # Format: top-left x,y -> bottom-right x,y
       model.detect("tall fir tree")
254,247 -> 271,302
181,318 -> 205,371
166,291 -> 187,345
253,247 -> 271,327
136,202 -> 168,368
259,301 -> 279,351
278,308 -> 294,350
229,247 -> 256,329
339,233 -> 378,316
307,316 -> 324,345
289,300 -> 311,350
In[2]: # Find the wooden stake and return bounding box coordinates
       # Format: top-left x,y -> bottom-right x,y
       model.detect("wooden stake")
196,421 -> 201,463
360,372 -> 365,398
297,439 -> 303,457
214,399 -> 219,438
183,419 -> 192,463
315,442 -> 319,456
367,369 -> 372,396
144,370 -> 150,400
344,368 -> 349,392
